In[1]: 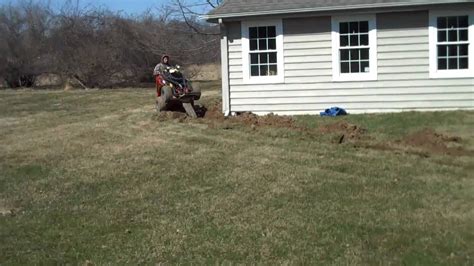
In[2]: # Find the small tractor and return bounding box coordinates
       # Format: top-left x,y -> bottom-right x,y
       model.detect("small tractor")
155,65 -> 201,117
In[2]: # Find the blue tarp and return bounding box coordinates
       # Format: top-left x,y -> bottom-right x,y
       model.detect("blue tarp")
320,107 -> 347,117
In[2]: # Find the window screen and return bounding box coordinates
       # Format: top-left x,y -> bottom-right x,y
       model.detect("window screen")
339,21 -> 370,74
437,16 -> 469,70
249,26 -> 278,77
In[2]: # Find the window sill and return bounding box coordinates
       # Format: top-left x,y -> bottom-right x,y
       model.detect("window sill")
430,70 -> 474,79
243,76 -> 285,84
332,73 -> 377,82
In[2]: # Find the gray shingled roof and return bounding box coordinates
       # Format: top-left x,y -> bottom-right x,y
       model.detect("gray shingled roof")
206,0 -> 470,20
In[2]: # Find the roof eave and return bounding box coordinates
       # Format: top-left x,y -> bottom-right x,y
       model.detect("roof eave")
203,0 -> 470,22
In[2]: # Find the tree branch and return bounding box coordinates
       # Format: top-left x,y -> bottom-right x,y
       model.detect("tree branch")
175,0 -> 219,36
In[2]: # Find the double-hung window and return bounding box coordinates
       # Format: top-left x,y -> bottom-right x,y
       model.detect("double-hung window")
331,15 -> 377,81
249,26 -> 278,77
242,20 -> 284,84
429,11 -> 474,78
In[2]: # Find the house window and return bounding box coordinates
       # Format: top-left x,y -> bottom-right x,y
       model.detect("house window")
437,16 -> 469,70
331,15 -> 377,81
249,26 -> 278,77
339,21 -> 370,73
242,20 -> 284,84
429,11 -> 473,78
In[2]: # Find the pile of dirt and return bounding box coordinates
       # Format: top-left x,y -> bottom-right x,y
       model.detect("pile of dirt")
398,128 -> 469,156
198,102 -> 302,130
202,101 -> 225,121
203,105 -> 367,143
319,121 -> 367,143
231,112 -> 299,129
360,128 -> 472,157
155,102 -> 371,143
155,100 -> 471,157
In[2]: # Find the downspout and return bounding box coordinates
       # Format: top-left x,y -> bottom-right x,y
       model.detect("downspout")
219,18 -> 231,116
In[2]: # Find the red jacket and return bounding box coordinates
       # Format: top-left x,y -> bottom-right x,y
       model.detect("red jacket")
155,75 -> 166,96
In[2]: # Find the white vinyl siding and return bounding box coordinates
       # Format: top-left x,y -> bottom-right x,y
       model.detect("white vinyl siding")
225,8 -> 474,115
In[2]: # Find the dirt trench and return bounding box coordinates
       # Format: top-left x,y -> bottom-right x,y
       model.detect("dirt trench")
154,101 -> 472,157
319,121 -> 367,143
396,128 -> 471,156
154,101 -> 303,130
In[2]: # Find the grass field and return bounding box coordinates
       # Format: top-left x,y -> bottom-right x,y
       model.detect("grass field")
1,83 -> 473,264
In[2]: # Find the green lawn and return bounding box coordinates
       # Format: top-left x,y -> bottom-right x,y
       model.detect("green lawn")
1,85 -> 473,264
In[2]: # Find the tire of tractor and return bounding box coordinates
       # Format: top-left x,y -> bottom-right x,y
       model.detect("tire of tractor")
156,86 -> 172,112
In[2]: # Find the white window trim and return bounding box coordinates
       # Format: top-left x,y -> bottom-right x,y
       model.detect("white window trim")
429,10 -> 474,79
241,19 -> 285,84
331,14 -> 378,82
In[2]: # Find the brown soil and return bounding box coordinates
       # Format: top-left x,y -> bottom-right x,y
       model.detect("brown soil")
231,112 -> 299,129
153,101 -> 303,131
157,101 -> 366,139
199,101 -> 303,130
358,128 -> 472,157
397,128 -> 470,156
155,101 -> 472,157
402,128 -> 462,145
202,101 -> 225,121
319,121 -> 367,143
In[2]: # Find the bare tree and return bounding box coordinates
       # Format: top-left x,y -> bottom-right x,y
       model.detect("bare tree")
172,0 -> 220,35
0,0 -> 221,88
163,0 -> 222,75
0,1 -> 54,87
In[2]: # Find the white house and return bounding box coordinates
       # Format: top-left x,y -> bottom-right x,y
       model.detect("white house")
204,0 -> 474,115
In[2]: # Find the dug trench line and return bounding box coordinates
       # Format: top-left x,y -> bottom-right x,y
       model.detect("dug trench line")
153,101 -> 473,157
